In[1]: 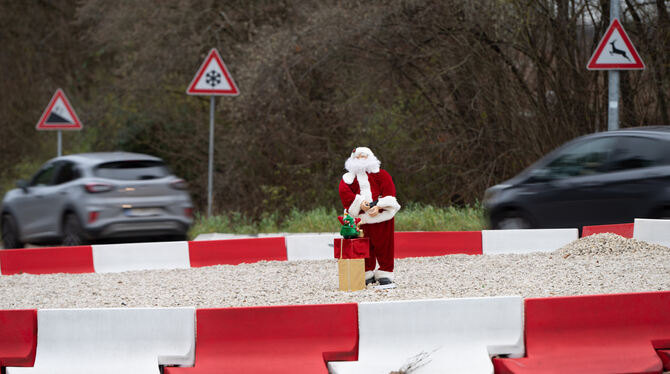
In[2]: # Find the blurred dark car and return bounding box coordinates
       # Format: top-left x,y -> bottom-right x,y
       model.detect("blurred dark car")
484,126 -> 670,230
1,152 -> 193,248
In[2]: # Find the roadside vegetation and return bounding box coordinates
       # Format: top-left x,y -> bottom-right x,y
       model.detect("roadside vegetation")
0,203 -> 485,243
188,203 -> 486,238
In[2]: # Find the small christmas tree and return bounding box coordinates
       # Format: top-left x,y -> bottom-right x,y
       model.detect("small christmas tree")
338,211 -> 363,239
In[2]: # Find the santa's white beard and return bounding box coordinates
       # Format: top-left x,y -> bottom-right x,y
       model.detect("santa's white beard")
345,155 -> 381,174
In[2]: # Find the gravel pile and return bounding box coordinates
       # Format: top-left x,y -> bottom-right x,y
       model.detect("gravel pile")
557,233 -> 670,256
0,233 -> 668,310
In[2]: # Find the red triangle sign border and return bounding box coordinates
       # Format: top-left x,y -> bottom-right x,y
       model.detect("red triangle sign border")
587,18 -> 645,70
36,89 -> 83,131
187,48 -> 240,96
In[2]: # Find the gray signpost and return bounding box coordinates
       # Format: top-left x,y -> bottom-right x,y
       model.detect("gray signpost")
586,2 -> 645,131
608,1 -> 620,131
187,48 -> 240,217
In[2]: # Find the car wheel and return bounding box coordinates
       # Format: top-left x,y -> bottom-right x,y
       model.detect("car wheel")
492,211 -> 532,230
2,214 -> 24,249
62,213 -> 86,246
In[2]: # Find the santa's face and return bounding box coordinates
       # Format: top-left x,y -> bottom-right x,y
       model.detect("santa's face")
345,150 -> 381,174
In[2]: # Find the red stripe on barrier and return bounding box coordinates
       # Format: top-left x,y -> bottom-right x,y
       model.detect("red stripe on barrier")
493,291 -> 670,374
0,309 -> 37,367
581,223 -> 634,238
188,237 -> 288,267
0,246 -> 94,275
394,231 -> 482,258
165,303 -> 358,374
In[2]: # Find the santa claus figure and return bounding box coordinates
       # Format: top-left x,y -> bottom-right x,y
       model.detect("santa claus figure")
339,147 -> 401,289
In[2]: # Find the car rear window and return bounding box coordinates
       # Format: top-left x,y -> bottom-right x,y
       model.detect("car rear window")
94,160 -> 170,180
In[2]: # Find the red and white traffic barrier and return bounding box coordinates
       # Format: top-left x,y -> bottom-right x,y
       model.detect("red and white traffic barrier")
328,296 -> 524,374
2,292 -> 668,373
481,229 -> 578,255
6,308 -> 195,374
2,219 -> 668,276
633,218 -> 670,247
92,241 -> 191,273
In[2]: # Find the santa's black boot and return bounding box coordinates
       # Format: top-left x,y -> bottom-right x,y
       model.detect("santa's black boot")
374,270 -> 396,289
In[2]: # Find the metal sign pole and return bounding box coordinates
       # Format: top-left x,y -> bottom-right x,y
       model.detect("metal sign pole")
608,1 -> 620,131
57,130 -> 62,157
208,96 -> 215,217
187,49 -> 239,218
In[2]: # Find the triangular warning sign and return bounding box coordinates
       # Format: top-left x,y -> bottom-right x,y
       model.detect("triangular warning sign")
36,89 -> 83,130
587,18 -> 645,70
187,48 -> 240,96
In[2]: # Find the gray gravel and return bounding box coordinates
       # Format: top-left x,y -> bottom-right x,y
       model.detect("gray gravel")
0,233 -> 668,309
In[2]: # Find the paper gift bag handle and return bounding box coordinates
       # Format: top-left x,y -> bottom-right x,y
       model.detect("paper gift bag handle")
339,237 -> 344,259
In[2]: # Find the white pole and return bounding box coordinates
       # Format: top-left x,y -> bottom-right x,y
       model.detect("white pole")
607,1 -> 620,131
208,96 -> 215,217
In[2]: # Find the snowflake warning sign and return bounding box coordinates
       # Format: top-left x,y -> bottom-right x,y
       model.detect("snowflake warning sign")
36,89 -> 83,130
587,18 -> 645,70
186,48 -> 240,96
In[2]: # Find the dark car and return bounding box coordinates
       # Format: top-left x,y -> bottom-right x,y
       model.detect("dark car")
484,126 -> 670,230
1,152 -> 193,248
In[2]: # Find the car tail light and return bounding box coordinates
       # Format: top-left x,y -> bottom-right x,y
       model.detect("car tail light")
88,211 -> 99,224
184,207 -> 193,218
85,183 -> 113,193
170,179 -> 188,190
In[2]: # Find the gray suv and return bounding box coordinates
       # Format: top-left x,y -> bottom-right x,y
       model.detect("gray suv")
1,152 -> 193,248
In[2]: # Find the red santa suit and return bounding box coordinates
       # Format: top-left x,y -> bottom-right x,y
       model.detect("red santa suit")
339,147 -> 401,282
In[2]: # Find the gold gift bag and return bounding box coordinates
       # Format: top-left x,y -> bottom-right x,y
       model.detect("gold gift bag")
338,239 -> 366,291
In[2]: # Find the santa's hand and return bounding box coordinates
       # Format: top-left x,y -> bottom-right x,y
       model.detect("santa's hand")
360,200 -> 370,212
368,206 -> 380,217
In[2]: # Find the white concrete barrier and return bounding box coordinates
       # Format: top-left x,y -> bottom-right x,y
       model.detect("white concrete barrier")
7,307 -> 195,374
257,232 -> 290,238
193,233 -> 255,240
633,218 -> 670,247
286,234 -> 339,261
328,296 -> 524,374
482,229 -> 578,255
92,241 -> 191,273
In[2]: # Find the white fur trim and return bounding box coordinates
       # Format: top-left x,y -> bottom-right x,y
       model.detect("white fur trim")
359,209 -> 396,224
356,173 -> 373,202
348,194 -> 366,217
365,271 -> 375,280
377,196 -> 401,210
375,270 -> 393,281
342,172 -> 355,184
359,196 -> 401,224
